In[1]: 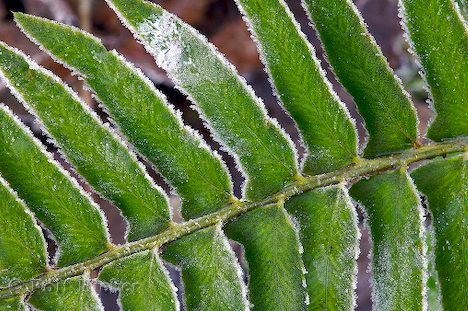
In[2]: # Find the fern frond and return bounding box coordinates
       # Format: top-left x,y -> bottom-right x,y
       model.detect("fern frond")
412,155 -> 467,310
398,0 -> 467,141
0,0 -> 465,309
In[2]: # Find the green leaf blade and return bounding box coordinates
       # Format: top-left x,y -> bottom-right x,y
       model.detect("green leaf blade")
0,298 -> 25,310
303,0 -> 418,158
226,205 -> 308,310
107,0 -> 298,200
399,0 -> 467,140
0,43 -> 171,242
99,250 -> 179,311
163,227 -> 248,311
234,0 -> 357,175
286,186 -> 359,310
29,277 -> 102,311
0,106 -> 109,266
350,170 -> 426,310
411,155 -> 467,310
15,13 -> 233,219
0,177 -> 47,288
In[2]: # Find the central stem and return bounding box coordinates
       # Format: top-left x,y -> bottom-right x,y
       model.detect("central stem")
0,138 -> 466,300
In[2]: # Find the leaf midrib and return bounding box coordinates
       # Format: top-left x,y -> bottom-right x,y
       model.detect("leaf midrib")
0,138 -> 465,300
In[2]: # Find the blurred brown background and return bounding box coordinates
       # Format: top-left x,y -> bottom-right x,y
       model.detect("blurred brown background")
0,0 -> 430,310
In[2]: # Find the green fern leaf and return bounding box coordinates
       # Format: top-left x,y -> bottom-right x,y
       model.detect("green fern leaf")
286,186 -> 359,310
411,155 -> 467,310
163,227 -> 248,310
0,0 -> 465,310
350,170 -> 426,310
29,277 -> 102,311
106,0 -> 298,200
233,0 -> 357,175
0,177 -> 46,288
226,205 -> 308,310
14,13 -> 233,219
0,298 -> 25,311
303,0 -> 418,157
0,43 -> 170,242
0,106 -> 109,266
99,250 -> 179,310
399,0 -> 467,140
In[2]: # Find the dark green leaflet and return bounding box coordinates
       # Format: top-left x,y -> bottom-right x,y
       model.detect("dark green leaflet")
350,170 -> 425,310
303,0 -> 418,158
0,106 -> 109,266
411,155 -> 467,310
0,43 -> 170,242
234,0 -> 357,175
99,250 -> 178,311
15,13 -> 233,219
29,277 -> 102,311
107,0 -> 298,201
399,0 -> 467,140
163,227 -> 247,310
0,177 -> 46,288
286,186 -> 359,310
226,205 -> 308,310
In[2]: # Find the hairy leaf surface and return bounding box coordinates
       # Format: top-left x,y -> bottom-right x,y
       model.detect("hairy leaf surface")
350,170 -> 425,310
0,106 -> 108,266
303,0 -> 418,157
411,155 -> 467,310
163,227 -> 247,310
234,0 -> 357,174
15,13 -> 233,219
29,277 -> 102,311
0,43 -> 171,242
286,186 -> 359,310
12,16 -> 256,309
399,0 -> 467,140
107,0 -> 298,200
226,205 -> 308,310
99,250 -> 179,311
0,298 -> 25,310
0,177 -> 46,288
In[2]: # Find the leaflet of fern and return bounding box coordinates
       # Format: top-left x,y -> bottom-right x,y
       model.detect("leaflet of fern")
29,277 -> 102,311
424,229 -> 443,311
350,170 -> 425,310
0,178 -> 46,288
303,0 -> 418,157
0,298 -> 24,310
0,106 -> 109,266
286,186 -> 359,310
0,43 -> 171,242
411,155 -> 467,310
399,0 -> 467,140
235,0 -> 357,175
163,227 -> 248,310
15,13 -> 233,219
107,0 -> 298,201
99,250 -> 179,311
226,205 -> 308,310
